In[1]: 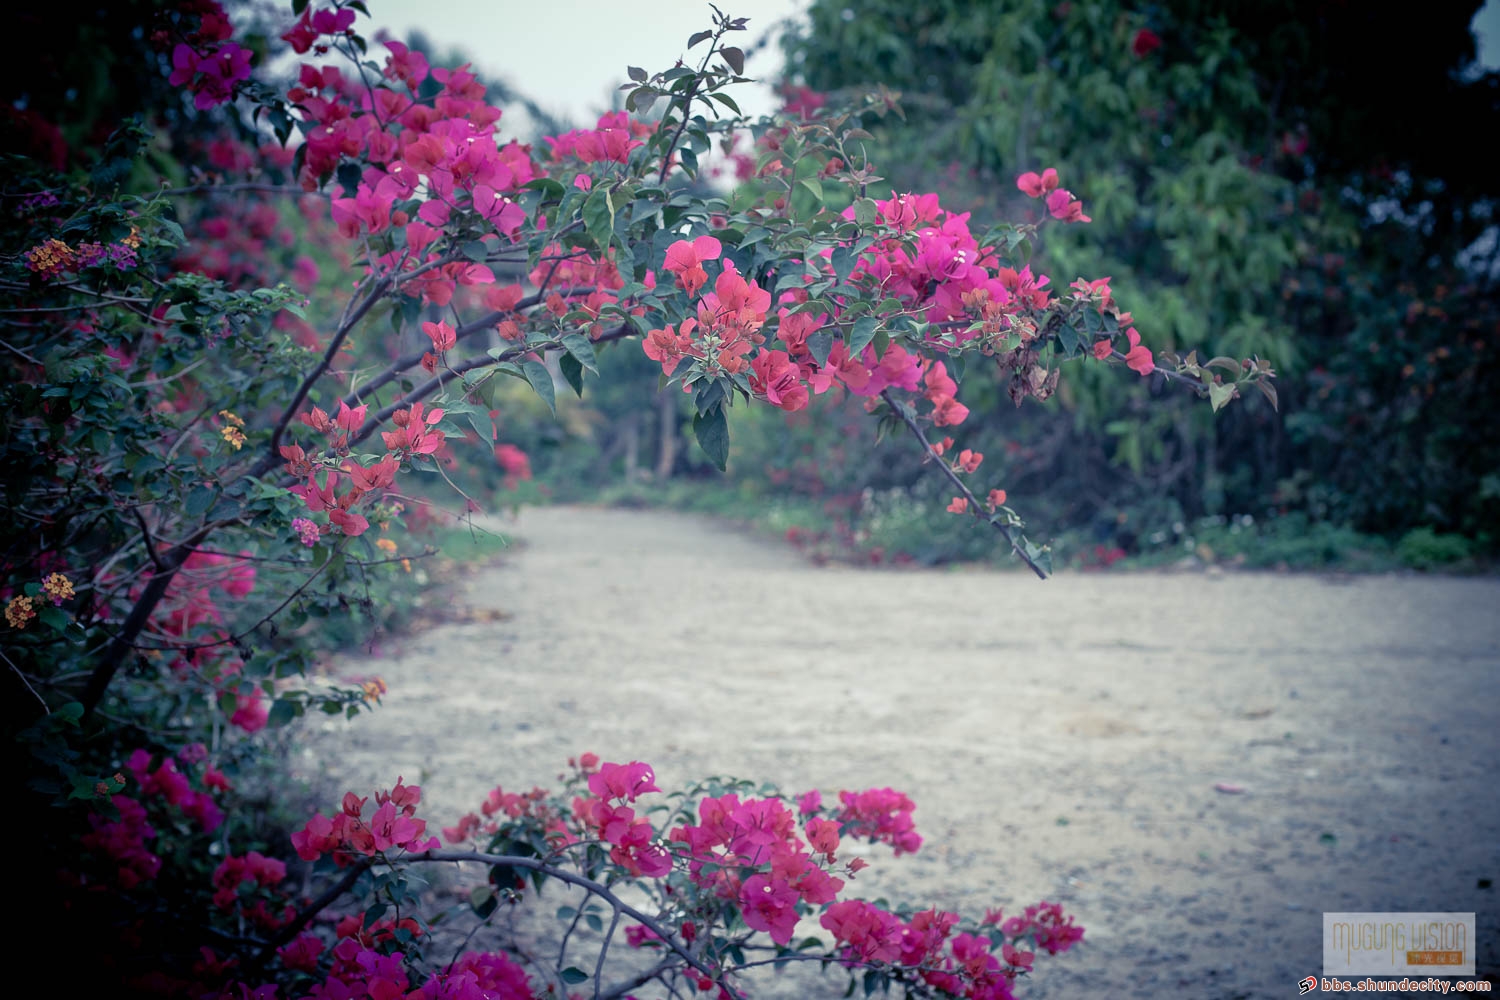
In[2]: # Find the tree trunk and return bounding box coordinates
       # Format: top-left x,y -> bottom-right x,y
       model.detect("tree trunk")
654,390 -> 676,482
622,411 -> 640,482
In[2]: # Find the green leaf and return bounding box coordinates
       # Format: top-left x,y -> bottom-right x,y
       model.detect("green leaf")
559,352 -> 584,397
709,92 -> 742,115
585,913 -> 604,932
560,968 -> 589,985
523,177 -> 566,200
582,188 -> 615,251
847,316 -> 879,357
720,46 -> 745,75
806,332 -> 833,368
830,245 -> 857,284
462,240 -> 489,262
797,177 -> 824,203
692,405 -> 729,471
185,485 -> 216,517
560,333 -> 598,373
627,65 -> 647,83
520,360 -> 556,415
1056,322 -> 1081,358
853,198 -> 878,227
694,379 -> 725,415
1208,382 -> 1235,412
687,30 -> 713,48
469,885 -> 497,917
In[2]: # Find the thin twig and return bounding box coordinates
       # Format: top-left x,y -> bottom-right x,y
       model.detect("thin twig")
879,388 -> 1047,579
412,849 -> 743,1000
593,905 -> 622,1000
1,647 -> 49,714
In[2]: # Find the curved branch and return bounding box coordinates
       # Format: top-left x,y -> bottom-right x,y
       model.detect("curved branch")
411,849 -> 743,1000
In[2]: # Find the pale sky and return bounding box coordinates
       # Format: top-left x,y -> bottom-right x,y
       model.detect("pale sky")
371,0 -> 811,137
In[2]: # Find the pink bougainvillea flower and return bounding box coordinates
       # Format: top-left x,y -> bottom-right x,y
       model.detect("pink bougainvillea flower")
806,816 -> 840,857
587,761 -> 661,802
1123,327 -> 1154,376
740,874 -> 802,945
1046,188 -> 1092,223
334,400 -> 367,433
662,235 -> 722,297
343,455 -> 398,493
749,349 -> 809,412
957,449 -> 983,473
987,489 -> 1008,509
946,497 -> 969,514
573,174 -> 593,191
328,508 -> 369,537
1015,167 -> 1059,198
1092,338 -> 1114,361
421,319 -> 456,353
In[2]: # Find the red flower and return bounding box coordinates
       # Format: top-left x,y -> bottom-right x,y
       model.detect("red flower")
421,319 -> 456,353
1015,167 -> 1059,198
1131,28 -> 1163,57
1123,327 -> 1154,376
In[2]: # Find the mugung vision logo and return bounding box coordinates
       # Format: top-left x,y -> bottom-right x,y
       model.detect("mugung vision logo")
1323,913 -> 1476,977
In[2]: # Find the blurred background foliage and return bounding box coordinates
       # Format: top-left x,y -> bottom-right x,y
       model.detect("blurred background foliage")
535,0 -> 1500,571
9,1 -> 1496,572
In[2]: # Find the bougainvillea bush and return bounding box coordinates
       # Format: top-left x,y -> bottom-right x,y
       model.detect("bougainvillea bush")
3,1 -> 1271,996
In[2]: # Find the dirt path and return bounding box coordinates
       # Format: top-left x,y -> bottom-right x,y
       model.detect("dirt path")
309,505 -> 1500,998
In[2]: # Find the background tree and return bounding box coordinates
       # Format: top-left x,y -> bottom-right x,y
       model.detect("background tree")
774,0 -> 1500,559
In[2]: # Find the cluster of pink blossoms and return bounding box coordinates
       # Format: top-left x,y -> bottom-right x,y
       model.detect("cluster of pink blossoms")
544,110 -> 654,165
283,398 -> 432,538
284,27 -> 544,313
668,788 -> 850,945
441,783 -> 557,844
210,851 -> 292,931
818,903 -> 1058,1000
137,553 -> 267,732
80,746 -> 230,890
164,1 -> 250,110
287,943 -> 532,1000
835,787 -> 923,855
642,184 -> 1097,423
1015,167 -> 1091,224
291,778 -> 440,865
571,760 -> 672,877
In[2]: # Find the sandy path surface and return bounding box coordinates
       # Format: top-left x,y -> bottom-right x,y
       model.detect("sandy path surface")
309,505 -> 1500,998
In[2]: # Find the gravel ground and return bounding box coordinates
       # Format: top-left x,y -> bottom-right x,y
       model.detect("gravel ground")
305,505 -> 1500,998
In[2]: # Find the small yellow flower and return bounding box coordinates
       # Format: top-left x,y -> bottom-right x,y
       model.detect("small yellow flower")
375,538 -> 397,554
221,425 -> 247,450
121,227 -> 142,249
400,558 -> 412,573
218,409 -> 245,428
361,677 -> 388,702
5,595 -> 36,629
41,572 -> 74,605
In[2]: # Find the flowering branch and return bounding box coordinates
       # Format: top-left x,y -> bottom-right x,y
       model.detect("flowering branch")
410,848 -> 745,999
880,388 -> 1047,579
